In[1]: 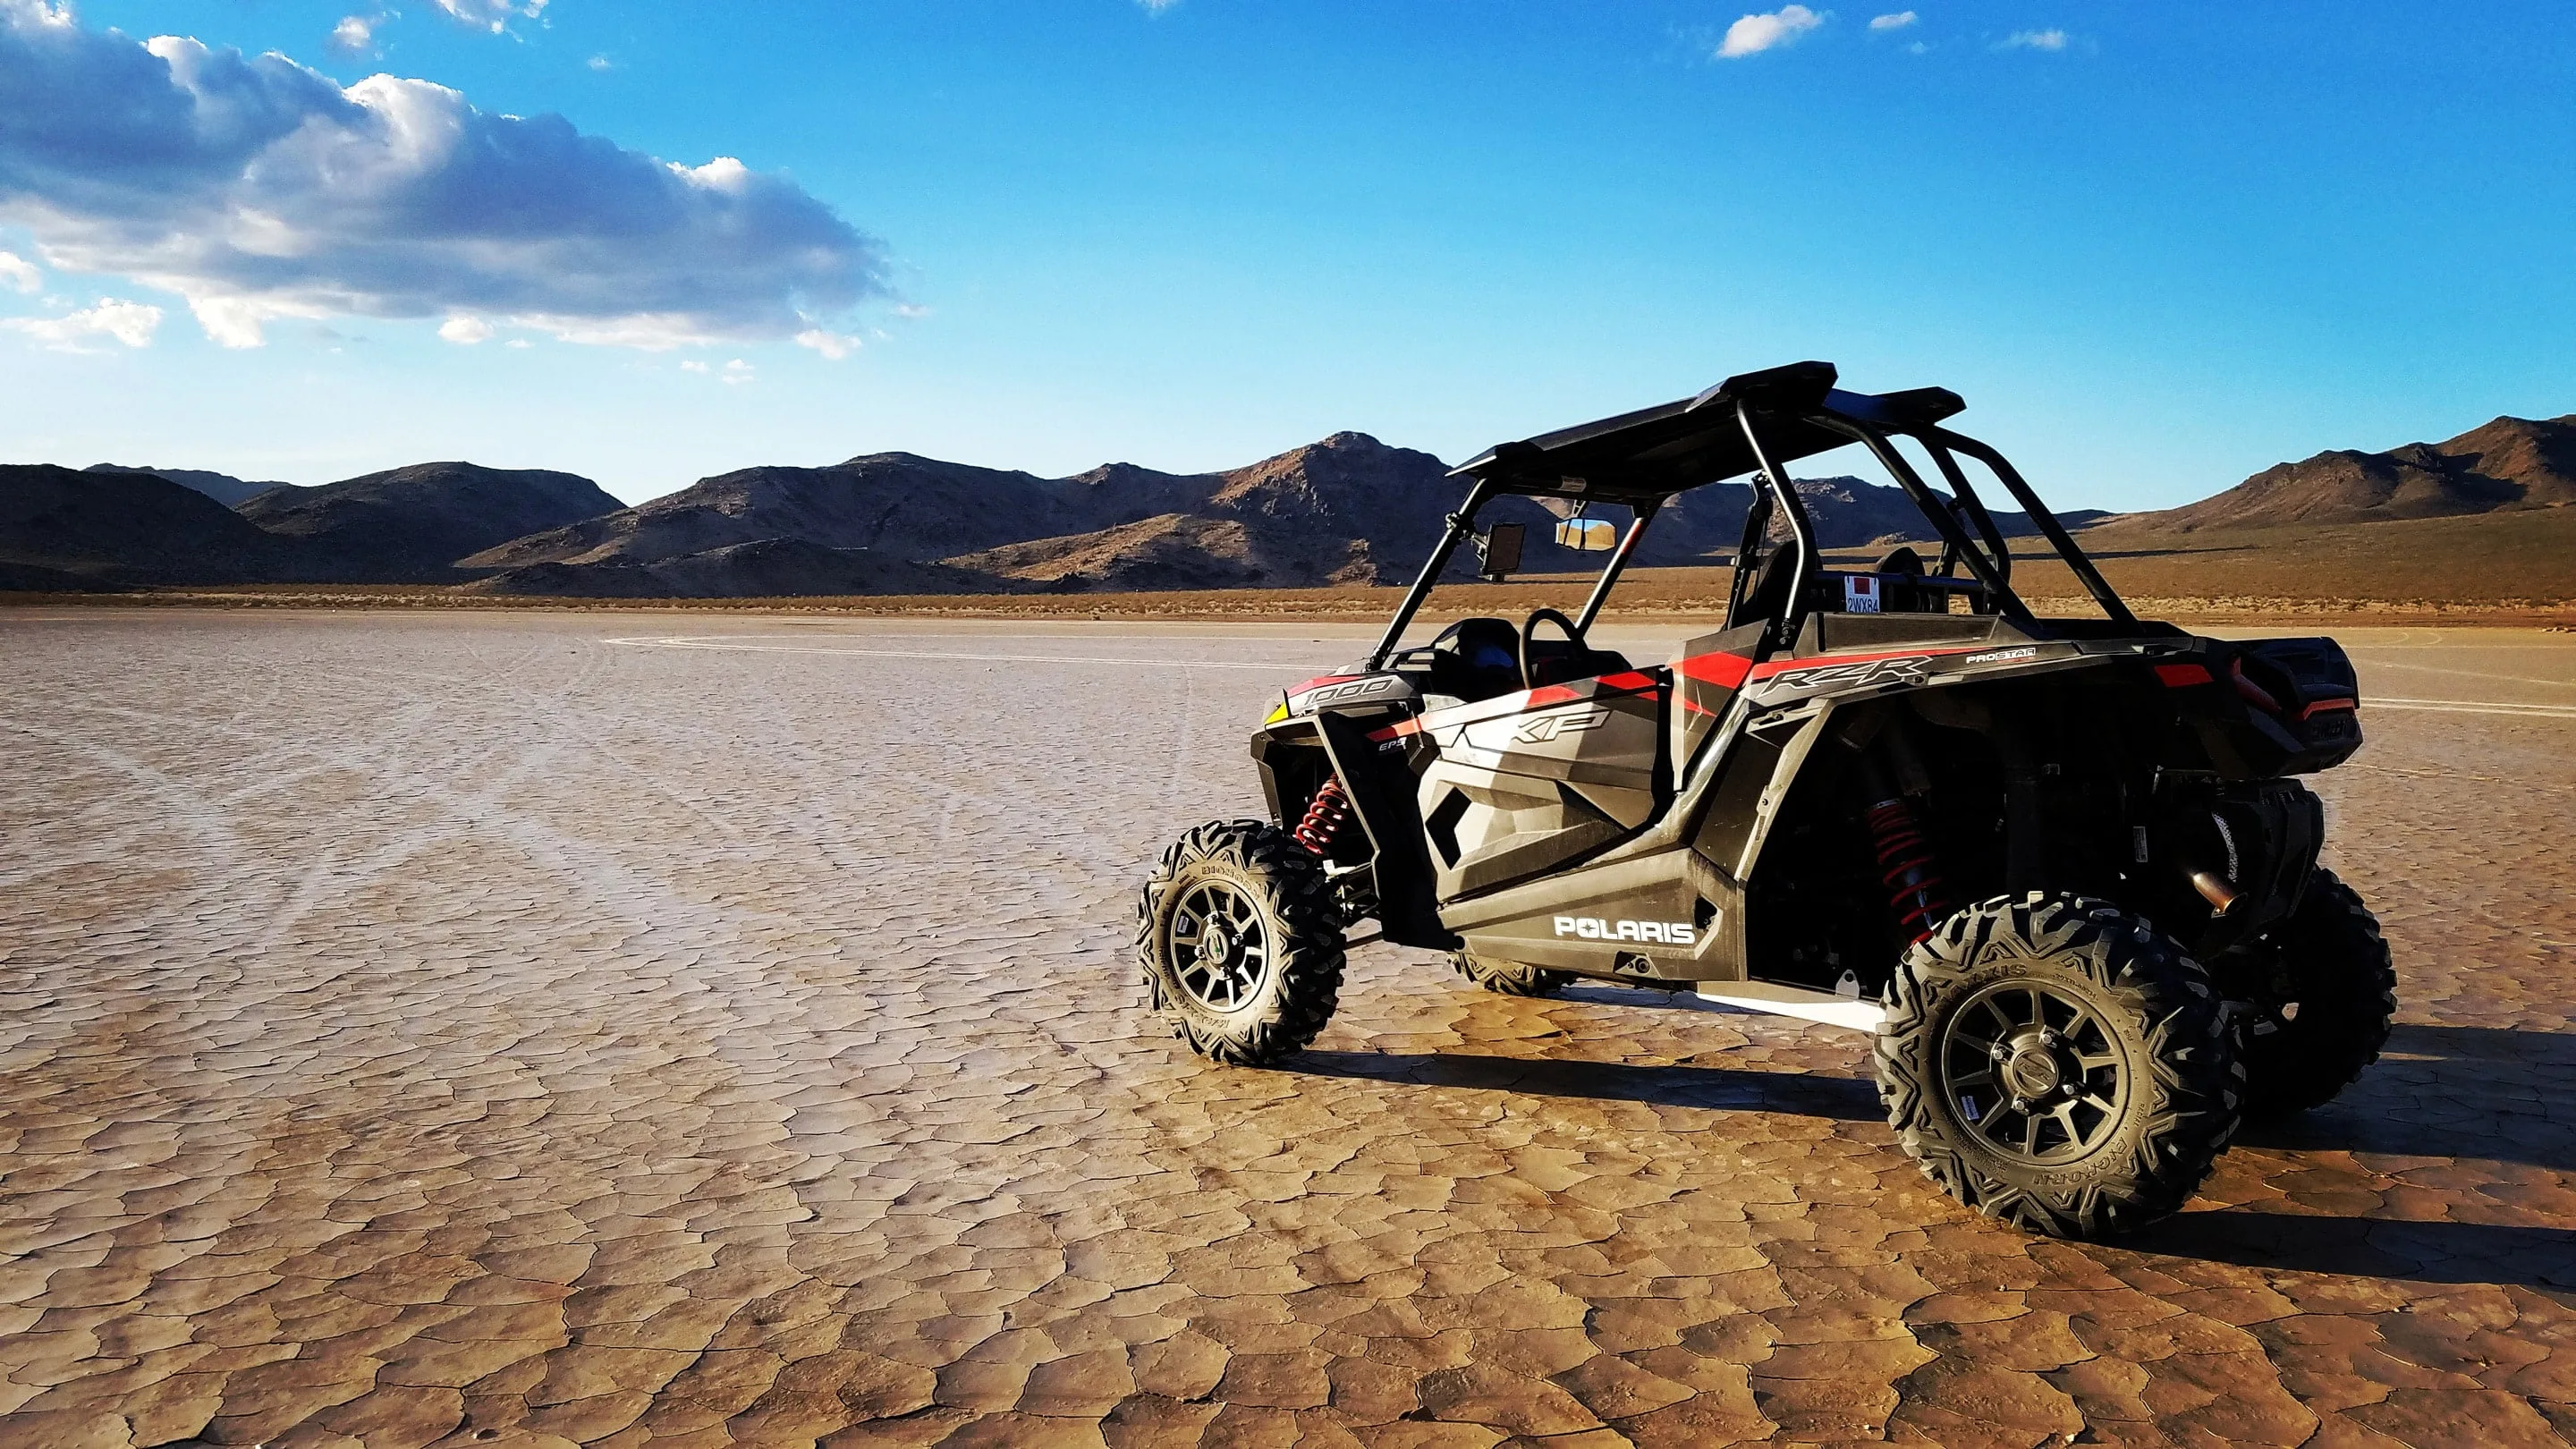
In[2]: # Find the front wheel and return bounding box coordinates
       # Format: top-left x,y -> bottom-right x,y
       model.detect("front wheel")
1136,820 -> 1346,1065
1875,893 -> 2243,1240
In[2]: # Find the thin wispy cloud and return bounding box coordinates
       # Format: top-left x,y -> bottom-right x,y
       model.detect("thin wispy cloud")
2003,28 -> 2068,51
432,0 -> 544,36
1717,4 -> 1825,58
792,326 -> 860,360
1868,12 -> 1917,30
0,1 -> 890,352
2,297 -> 161,349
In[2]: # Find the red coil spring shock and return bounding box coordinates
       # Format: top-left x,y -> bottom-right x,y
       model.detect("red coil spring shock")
1865,796 -> 1952,944
1294,777 -> 1353,856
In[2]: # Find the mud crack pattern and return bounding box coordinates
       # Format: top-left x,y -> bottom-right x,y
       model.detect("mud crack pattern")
3,614 -> 2572,1447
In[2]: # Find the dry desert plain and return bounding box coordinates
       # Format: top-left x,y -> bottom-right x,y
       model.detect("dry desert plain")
4,607 -> 2576,1447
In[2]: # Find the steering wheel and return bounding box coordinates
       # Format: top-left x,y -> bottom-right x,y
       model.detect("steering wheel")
1520,607 -> 1585,690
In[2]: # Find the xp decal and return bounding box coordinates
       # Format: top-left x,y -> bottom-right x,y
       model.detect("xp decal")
1512,706 -> 1611,744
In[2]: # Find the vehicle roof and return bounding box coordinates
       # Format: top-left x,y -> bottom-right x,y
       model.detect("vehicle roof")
1450,360 -> 1967,504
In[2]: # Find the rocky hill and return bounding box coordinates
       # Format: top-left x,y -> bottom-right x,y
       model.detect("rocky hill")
463,453 -> 1113,578
239,462 -> 622,583
85,464 -> 299,509
1,464 -> 301,587
460,538 -> 1000,599
2134,413 -> 2576,532
466,433 -> 1485,597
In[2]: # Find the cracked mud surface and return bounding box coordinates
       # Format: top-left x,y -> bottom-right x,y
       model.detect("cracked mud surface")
3,613 -> 2572,1447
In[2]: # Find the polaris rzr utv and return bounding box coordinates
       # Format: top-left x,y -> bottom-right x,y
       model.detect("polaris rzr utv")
1135,361 -> 2391,1240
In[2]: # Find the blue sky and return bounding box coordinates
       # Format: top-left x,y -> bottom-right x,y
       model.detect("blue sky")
4,2 -> 2571,507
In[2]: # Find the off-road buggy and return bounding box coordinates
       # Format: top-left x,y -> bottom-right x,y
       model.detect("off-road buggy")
1136,361 -> 2391,1240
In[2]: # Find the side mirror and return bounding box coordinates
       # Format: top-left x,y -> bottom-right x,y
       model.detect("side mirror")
1555,518 -> 1617,552
1476,521 -> 1524,580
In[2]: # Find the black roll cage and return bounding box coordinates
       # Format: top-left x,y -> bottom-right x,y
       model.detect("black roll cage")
1364,362 -> 2132,670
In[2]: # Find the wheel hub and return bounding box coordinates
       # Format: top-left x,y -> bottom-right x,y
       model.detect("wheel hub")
2003,1035 -> 2064,1098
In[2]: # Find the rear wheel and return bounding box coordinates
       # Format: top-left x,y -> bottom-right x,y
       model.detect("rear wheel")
2226,869 -> 2395,1117
1876,893 -> 2243,1240
1137,820 -> 1345,1065
1449,951 -> 1572,997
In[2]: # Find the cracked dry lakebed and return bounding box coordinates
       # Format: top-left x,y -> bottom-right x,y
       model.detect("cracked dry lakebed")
3,611 -> 2574,1447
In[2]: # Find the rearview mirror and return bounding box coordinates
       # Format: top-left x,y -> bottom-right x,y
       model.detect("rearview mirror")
1555,518 -> 1618,552
1476,521 -> 1524,580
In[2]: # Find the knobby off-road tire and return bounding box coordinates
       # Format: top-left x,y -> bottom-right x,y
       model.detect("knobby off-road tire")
1876,893 -> 2244,1240
1136,820 -> 1346,1066
2229,868 -> 2395,1118
1449,951 -> 1573,997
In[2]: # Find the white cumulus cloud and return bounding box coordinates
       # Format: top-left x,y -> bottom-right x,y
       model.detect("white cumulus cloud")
0,1 -> 889,350
0,247 -> 38,292
329,15 -> 372,53
2004,28 -> 2068,50
3,296 -> 161,349
438,315 -> 494,343
1718,4 -> 1825,58
1868,11 -> 1917,30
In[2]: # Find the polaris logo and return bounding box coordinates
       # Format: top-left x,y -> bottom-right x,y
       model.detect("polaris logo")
1555,916 -> 1697,945
1513,706 -> 1611,744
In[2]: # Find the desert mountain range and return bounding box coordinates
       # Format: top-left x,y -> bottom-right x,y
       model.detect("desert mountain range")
2121,413 -> 2576,532
5,411 -> 2568,598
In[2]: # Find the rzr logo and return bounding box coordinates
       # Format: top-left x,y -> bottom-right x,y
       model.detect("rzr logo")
1766,655 -> 1934,695
1513,706 -> 1611,744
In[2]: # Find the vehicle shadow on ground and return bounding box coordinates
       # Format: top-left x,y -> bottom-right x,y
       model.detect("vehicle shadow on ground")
1287,1048 -> 1884,1122
2139,1210 -> 2576,1291
2235,1022 -> 2576,1175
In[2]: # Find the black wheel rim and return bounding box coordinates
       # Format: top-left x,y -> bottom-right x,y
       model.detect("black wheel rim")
1169,880 -> 1271,1013
1937,980 -> 2130,1165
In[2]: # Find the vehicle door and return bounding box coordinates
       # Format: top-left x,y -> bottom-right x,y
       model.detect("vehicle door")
1412,668 -> 1668,901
